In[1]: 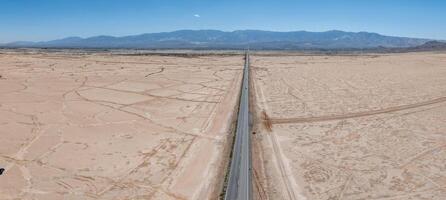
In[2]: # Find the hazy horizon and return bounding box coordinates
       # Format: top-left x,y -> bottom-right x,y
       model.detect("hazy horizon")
3,29 -> 438,44
1,0 -> 446,43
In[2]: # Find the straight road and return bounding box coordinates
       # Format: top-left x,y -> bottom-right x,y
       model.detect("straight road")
225,52 -> 252,200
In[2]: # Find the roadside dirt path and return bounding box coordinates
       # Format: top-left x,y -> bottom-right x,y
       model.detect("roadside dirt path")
0,52 -> 244,200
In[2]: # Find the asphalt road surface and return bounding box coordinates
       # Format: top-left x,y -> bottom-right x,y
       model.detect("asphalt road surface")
225,52 -> 252,200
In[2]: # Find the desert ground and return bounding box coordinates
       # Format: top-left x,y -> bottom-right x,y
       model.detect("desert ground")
252,53 -> 446,200
0,50 -> 243,199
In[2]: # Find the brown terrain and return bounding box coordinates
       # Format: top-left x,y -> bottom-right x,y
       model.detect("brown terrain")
2,49 -> 446,200
252,53 -> 446,200
0,50 -> 243,199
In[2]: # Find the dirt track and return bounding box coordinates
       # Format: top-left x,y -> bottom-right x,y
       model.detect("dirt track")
252,53 -> 446,200
0,52 -> 243,199
270,96 -> 446,124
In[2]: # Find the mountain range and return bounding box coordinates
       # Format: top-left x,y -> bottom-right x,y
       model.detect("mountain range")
0,30 -> 434,50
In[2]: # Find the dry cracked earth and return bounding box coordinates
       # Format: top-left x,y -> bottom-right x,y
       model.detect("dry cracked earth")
0,51 -> 243,200
1,50 -> 446,200
252,53 -> 446,200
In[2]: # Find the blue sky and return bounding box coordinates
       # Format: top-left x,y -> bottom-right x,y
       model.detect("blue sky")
1,0 -> 445,42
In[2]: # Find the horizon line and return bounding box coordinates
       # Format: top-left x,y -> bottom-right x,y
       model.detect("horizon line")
1,29 -> 438,44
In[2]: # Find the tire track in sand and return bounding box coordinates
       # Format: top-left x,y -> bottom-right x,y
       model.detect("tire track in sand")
270,96 -> 446,124
252,67 -> 304,200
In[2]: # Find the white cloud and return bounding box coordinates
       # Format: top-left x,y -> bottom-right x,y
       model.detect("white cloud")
194,14 -> 200,18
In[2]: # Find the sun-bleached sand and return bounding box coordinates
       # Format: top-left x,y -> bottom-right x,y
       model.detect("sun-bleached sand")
252,53 -> 446,200
0,51 -> 243,200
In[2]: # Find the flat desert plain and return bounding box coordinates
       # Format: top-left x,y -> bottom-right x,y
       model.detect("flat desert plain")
0,51 -> 243,199
252,53 -> 446,200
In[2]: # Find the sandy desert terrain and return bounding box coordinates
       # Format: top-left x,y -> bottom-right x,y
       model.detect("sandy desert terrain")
0,51 -> 243,199
252,53 -> 446,200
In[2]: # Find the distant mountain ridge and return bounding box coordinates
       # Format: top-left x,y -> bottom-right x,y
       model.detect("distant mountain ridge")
1,30 -> 432,49
410,41 -> 446,50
